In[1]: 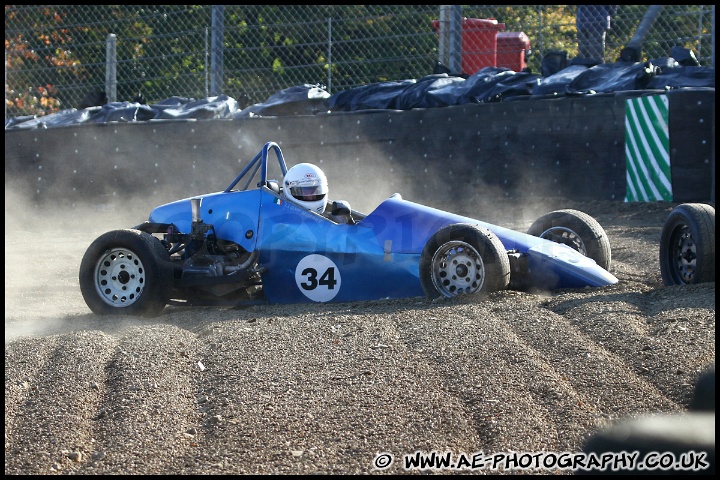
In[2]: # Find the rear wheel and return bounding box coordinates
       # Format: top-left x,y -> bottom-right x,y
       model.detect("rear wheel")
527,209 -> 611,271
420,223 -> 510,299
79,229 -> 173,317
659,203 -> 715,286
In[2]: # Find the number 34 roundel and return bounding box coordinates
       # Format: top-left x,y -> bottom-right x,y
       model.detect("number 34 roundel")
295,254 -> 341,302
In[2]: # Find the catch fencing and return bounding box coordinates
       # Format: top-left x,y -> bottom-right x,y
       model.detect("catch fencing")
4,5 -> 716,121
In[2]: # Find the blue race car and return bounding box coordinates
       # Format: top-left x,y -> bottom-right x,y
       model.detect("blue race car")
79,141 -> 617,317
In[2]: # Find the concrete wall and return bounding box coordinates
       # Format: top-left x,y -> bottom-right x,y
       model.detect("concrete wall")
5,89 -> 714,214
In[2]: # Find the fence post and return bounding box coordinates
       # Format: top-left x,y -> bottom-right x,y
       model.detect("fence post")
105,34 -> 117,102
627,6 -> 664,50
211,5 -> 225,96
438,5 -> 463,73
712,5 -> 715,68
327,18 -> 333,94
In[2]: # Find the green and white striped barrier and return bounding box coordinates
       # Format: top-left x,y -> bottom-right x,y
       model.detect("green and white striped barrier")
625,94 -> 671,202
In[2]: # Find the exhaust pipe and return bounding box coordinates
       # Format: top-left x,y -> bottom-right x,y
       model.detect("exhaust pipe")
191,197 -> 202,223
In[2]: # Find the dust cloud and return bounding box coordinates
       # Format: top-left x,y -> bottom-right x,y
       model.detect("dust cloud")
2,142 -> 401,343
4,140 -> 586,344
4,185 -> 152,343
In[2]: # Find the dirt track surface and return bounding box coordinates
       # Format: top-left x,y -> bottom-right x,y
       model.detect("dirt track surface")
4,196 -> 715,475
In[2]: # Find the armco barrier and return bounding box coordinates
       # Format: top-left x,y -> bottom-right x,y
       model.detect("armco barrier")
4,89 -> 714,213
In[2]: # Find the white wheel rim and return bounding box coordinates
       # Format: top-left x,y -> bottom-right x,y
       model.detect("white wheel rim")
430,240 -> 484,297
94,248 -> 146,307
540,227 -> 587,256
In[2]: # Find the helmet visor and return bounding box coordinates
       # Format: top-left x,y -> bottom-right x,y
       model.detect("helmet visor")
289,185 -> 326,202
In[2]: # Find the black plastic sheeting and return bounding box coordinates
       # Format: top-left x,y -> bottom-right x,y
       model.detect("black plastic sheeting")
5,56 -> 714,130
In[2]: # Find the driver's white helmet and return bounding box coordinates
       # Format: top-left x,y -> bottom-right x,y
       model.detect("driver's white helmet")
283,163 -> 328,214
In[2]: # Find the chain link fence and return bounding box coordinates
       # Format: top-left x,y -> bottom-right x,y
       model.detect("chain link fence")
5,5 -> 715,121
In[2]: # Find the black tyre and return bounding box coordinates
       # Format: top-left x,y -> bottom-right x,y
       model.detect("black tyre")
659,203 -> 715,286
419,223 -> 510,299
527,209 -> 611,271
79,229 -> 173,317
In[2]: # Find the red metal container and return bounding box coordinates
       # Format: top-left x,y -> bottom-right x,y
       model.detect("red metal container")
497,31 -> 531,71
432,18 -> 506,75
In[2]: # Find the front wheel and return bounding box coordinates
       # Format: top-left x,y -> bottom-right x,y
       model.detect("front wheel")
659,203 -> 715,286
419,223 -> 510,299
527,209 -> 611,271
79,229 -> 173,317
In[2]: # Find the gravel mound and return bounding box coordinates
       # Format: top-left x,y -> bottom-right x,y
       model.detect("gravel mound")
5,199 -> 714,474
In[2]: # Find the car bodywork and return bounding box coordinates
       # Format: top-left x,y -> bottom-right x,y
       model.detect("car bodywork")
80,142 -> 618,315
